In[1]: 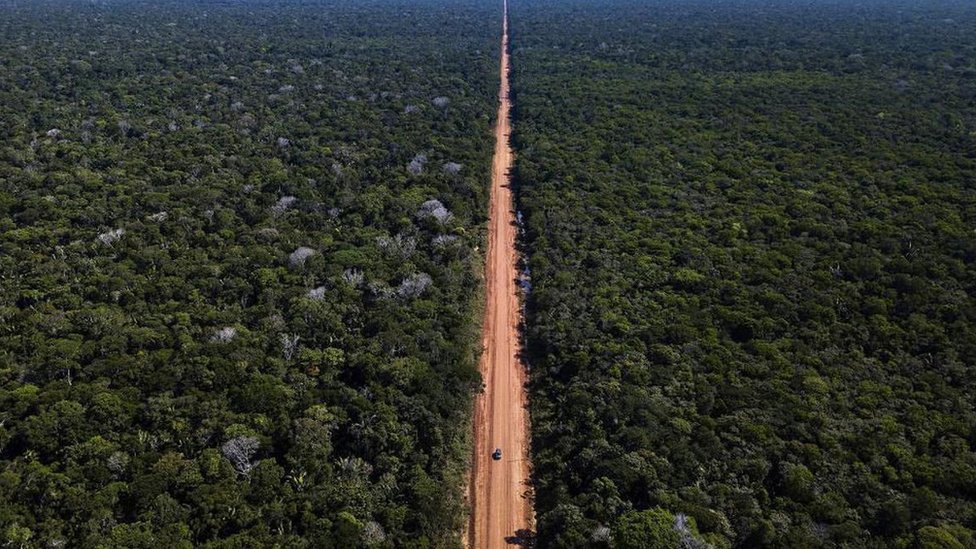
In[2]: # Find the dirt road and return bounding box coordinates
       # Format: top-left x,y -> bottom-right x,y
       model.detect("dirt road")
468,0 -> 534,547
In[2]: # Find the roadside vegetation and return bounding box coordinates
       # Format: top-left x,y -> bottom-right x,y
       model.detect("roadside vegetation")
510,0 -> 976,547
0,0 -> 499,546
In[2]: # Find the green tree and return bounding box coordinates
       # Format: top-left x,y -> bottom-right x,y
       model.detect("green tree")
612,508 -> 680,549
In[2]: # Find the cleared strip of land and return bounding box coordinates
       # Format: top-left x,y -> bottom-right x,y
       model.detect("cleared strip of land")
468,0 -> 534,546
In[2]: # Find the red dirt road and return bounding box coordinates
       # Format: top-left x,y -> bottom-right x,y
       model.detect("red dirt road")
468,0 -> 534,547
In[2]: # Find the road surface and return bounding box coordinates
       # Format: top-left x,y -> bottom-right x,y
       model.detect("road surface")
468,0 -> 534,547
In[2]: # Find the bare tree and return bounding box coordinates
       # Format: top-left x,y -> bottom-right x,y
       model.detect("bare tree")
397,272 -> 432,299
281,333 -> 300,361
289,247 -> 316,268
674,513 -> 713,549
342,269 -> 364,287
211,326 -> 237,343
362,521 -> 387,546
308,286 -> 327,300
376,233 -> 416,259
407,154 -> 427,175
222,436 -> 260,476
416,199 -> 453,225
591,525 -> 611,543
106,452 -> 129,478
272,195 -> 297,215
97,228 -> 125,246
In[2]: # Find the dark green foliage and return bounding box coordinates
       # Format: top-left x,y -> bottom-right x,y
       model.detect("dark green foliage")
612,508 -> 680,549
510,0 -> 976,547
0,0 -> 499,545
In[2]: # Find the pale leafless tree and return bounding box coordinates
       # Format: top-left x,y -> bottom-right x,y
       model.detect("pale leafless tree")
272,195 -> 297,215
281,333 -> 300,361
97,228 -> 125,246
407,154 -> 427,175
289,247 -> 316,268
416,199 -> 453,225
211,326 -> 237,343
397,273 -> 432,299
222,436 -> 260,476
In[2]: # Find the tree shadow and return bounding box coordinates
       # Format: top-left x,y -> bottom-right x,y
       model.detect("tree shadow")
505,528 -> 536,547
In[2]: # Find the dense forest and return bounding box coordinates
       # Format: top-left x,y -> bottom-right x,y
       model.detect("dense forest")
510,0 -> 976,547
0,0 -> 499,546
5,0 -> 976,546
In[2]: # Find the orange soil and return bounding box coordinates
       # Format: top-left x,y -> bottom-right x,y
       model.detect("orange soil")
467,0 -> 534,547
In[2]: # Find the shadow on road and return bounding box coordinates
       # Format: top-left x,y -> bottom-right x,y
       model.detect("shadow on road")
505,529 -> 537,547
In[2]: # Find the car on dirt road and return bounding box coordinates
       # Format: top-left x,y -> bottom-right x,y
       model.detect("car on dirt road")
492,448 -> 502,460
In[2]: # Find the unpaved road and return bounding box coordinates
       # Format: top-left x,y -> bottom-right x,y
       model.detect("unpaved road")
468,0 -> 534,547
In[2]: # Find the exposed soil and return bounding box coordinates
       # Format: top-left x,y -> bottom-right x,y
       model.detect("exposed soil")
467,0 -> 534,547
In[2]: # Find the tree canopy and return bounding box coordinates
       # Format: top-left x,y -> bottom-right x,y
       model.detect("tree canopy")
510,0 -> 976,547
0,0 -> 500,546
